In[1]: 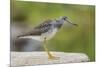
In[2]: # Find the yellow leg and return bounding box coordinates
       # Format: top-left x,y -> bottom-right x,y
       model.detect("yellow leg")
43,37 -> 57,59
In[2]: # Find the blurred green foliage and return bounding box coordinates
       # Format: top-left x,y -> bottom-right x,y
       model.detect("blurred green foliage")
11,0 -> 95,61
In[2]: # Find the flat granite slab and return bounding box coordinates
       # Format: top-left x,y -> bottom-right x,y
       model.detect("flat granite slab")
11,51 -> 90,66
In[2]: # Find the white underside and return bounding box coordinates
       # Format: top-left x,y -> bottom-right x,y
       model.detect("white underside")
19,28 -> 58,42
19,36 -> 41,41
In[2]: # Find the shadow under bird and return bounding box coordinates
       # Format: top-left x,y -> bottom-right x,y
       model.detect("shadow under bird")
17,16 -> 78,59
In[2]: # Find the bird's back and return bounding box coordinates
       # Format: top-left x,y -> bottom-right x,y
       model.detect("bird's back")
17,19 -> 53,38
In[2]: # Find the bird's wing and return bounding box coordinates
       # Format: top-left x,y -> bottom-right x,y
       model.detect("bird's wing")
18,20 -> 53,37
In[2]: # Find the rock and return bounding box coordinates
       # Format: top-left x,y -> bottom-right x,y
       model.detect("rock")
11,51 -> 90,66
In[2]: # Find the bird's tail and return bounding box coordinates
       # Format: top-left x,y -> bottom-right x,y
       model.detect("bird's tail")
17,35 -> 25,38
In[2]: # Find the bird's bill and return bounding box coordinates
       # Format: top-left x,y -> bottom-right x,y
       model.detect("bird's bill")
66,19 -> 78,26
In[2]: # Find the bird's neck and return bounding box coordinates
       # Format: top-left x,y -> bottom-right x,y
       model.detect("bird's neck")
55,19 -> 65,29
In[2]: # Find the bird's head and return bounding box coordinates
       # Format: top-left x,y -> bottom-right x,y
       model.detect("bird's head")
61,16 -> 78,26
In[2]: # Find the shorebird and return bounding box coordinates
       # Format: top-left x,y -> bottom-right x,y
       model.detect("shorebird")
17,16 -> 78,59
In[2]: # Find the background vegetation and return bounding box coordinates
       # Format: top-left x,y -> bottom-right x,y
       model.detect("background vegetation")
11,0 -> 95,61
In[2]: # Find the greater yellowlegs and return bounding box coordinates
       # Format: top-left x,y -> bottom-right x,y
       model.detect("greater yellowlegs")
17,16 -> 78,59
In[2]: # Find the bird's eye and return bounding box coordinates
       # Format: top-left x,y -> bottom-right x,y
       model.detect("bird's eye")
63,16 -> 67,20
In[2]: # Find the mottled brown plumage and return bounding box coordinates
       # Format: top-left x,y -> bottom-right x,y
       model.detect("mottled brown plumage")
17,20 -> 53,37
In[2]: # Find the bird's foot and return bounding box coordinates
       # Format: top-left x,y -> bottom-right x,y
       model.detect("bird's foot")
48,56 -> 59,60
